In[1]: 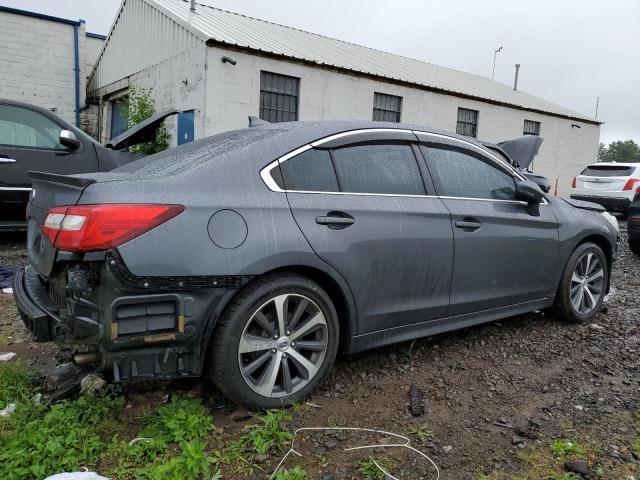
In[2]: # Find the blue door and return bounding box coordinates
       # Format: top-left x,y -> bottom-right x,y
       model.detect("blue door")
177,110 -> 195,145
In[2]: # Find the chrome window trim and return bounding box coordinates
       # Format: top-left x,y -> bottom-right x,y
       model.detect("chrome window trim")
0,187 -> 32,191
413,130 -> 525,181
259,128 -> 544,206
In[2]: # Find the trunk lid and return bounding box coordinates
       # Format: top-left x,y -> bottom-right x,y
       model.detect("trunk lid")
27,171 -> 95,277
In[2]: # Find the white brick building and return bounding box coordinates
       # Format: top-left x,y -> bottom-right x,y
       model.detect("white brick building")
88,0 -> 601,195
0,6 -> 105,135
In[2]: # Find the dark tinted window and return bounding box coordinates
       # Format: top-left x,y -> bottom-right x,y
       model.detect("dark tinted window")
331,143 -> 425,195
580,165 -> 635,177
279,148 -> 339,192
422,146 -> 516,200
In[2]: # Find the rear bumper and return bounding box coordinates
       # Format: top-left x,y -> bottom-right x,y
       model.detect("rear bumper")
570,195 -> 631,212
13,267 -> 60,342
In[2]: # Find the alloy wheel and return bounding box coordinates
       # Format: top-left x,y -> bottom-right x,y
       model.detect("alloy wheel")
238,293 -> 329,398
570,252 -> 605,315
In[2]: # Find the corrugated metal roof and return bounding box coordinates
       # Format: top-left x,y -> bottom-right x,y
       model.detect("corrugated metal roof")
149,0 -> 596,123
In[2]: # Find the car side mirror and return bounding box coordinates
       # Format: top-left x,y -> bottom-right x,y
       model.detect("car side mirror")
515,179 -> 544,204
59,130 -> 81,152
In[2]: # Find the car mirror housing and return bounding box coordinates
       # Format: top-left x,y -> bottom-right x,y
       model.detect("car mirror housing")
515,179 -> 544,204
59,130 -> 81,152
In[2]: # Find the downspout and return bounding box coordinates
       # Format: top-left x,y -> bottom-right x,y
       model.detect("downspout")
73,21 -> 83,127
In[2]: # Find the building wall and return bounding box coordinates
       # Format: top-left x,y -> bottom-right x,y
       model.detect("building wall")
0,10 -> 87,125
97,45 -> 207,144
204,46 -> 600,196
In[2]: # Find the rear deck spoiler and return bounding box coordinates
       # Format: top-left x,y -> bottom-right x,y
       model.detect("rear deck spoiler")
28,171 -> 96,189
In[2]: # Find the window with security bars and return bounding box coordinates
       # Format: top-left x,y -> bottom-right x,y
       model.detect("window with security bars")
456,108 -> 479,137
523,119 -> 541,136
259,71 -> 300,123
373,92 -> 402,122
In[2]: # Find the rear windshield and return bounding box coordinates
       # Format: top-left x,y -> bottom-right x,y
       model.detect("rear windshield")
113,127 -> 286,178
580,165 -> 636,177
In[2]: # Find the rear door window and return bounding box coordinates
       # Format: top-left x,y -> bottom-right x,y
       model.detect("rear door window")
422,145 -> 517,200
580,165 -> 636,177
277,148 -> 339,192
330,143 -> 425,195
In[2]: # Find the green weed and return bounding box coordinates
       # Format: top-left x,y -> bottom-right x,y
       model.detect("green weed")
244,409 -> 293,454
550,440 -> 585,458
273,465 -> 310,480
0,392 -> 123,480
547,473 -> 581,480
141,397 -> 215,443
408,424 -> 434,443
359,455 -> 393,480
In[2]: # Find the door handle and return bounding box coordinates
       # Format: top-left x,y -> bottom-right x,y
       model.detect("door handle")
315,211 -> 355,229
316,216 -> 355,226
455,220 -> 482,230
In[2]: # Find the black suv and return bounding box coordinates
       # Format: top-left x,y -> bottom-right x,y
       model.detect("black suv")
0,98 -> 177,230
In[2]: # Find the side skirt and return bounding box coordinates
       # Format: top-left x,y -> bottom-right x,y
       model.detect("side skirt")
347,296 -> 555,354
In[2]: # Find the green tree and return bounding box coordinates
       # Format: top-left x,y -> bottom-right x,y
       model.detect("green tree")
127,85 -> 170,155
598,139 -> 640,163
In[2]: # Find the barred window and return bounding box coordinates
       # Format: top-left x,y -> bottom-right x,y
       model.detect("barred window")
523,119 -> 541,136
456,108 -> 479,138
373,92 -> 402,123
259,71 -> 300,123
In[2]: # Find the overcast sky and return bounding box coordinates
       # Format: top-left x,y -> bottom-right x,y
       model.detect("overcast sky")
5,0 -> 639,144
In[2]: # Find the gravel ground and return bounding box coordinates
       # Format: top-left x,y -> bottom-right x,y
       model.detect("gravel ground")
0,228 -> 638,479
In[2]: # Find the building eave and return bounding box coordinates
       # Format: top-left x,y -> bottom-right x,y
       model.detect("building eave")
205,39 -> 602,126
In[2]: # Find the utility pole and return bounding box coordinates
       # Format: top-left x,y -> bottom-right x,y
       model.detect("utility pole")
492,46 -> 503,80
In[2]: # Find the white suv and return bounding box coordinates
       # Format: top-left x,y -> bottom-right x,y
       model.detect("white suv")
571,162 -> 640,215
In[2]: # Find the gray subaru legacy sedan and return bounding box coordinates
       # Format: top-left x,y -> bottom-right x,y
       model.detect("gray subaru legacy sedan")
13,121 -> 618,408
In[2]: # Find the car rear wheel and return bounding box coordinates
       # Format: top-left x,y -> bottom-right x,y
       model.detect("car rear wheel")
208,274 -> 339,409
554,242 -> 608,323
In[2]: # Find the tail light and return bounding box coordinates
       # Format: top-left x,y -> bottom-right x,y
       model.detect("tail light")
623,178 -> 640,191
571,177 -> 576,188
41,204 -> 184,252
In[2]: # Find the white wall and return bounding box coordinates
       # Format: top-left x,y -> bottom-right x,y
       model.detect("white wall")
0,10 -> 89,125
98,45 -> 207,144
204,46 -> 600,196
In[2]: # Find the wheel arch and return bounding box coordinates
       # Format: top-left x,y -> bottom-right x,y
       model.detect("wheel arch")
200,263 -> 357,370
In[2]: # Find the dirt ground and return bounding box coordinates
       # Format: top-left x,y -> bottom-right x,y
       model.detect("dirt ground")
0,227 -> 638,479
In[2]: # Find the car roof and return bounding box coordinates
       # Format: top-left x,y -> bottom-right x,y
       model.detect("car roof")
107,120 -> 492,180
585,162 -> 640,167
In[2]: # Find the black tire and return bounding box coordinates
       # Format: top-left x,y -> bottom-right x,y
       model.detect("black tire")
208,273 -> 339,409
553,242 -> 609,323
630,238 -> 640,255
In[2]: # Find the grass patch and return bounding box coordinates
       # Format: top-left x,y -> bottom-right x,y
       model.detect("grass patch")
273,465 -> 310,480
408,424 -> 434,444
547,474 -> 581,480
549,440 -> 585,458
103,397 -> 219,480
359,455 -> 394,480
244,409 -> 293,454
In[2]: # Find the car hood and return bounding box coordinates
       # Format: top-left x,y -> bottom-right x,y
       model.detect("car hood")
106,109 -> 180,150
497,136 -> 543,170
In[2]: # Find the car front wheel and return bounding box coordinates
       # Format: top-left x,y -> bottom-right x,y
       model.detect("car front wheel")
554,242 -> 608,323
208,274 -> 339,409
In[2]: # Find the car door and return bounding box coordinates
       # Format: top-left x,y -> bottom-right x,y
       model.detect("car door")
0,103 -> 98,225
416,132 -> 558,315
278,130 -> 454,334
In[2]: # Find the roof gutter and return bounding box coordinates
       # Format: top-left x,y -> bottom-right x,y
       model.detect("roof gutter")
204,38 -> 602,126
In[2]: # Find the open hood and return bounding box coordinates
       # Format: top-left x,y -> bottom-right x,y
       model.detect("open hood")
106,109 -> 180,150
497,136 -> 543,170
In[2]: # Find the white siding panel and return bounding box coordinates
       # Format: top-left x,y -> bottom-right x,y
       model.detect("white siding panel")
88,0 -> 203,92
